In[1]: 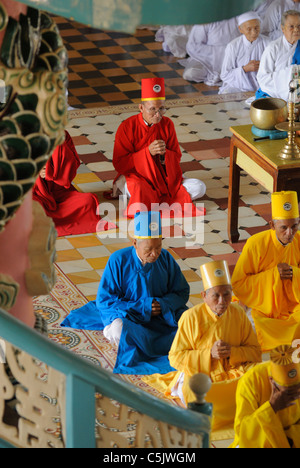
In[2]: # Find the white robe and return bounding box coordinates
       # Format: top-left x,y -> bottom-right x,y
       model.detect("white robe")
219,34 -> 270,94
155,25 -> 193,58
154,1 -> 275,85
113,174 -> 206,201
181,17 -> 240,85
261,0 -> 300,41
257,34 -> 297,101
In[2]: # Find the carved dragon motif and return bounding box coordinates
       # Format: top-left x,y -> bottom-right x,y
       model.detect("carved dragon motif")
0,2 -> 68,232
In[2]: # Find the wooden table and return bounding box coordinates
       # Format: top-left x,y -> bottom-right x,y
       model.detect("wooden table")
228,125 -> 300,243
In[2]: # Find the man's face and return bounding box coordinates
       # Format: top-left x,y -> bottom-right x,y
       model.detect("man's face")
270,218 -> 300,245
133,238 -> 162,264
139,100 -> 166,125
281,14 -> 300,44
201,284 -> 232,316
239,19 -> 261,43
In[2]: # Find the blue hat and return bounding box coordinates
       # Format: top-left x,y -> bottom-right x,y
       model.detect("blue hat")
134,211 -> 162,239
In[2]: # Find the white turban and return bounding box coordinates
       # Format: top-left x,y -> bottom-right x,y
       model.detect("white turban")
238,11 -> 261,27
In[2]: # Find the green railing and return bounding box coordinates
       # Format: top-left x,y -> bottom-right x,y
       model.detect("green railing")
0,308 -> 211,448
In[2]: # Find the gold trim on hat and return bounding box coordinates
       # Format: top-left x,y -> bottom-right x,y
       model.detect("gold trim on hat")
134,234 -> 162,239
141,97 -> 166,101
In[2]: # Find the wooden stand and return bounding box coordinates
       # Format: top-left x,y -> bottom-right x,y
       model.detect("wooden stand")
228,125 -> 300,243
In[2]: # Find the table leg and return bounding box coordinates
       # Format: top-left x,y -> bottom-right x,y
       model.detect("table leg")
275,175 -> 300,200
228,139 -> 241,243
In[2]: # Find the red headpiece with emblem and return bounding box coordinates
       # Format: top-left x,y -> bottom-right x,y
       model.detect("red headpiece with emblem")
141,78 -> 165,101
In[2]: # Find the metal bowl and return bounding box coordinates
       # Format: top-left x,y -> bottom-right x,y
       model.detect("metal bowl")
250,98 -> 288,130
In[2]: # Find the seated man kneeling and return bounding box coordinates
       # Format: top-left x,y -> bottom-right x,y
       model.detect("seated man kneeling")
231,341 -> 300,448
219,12 -> 269,95
112,77 -> 206,218
232,191 -> 300,352
61,211 -> 190,375
144,260 -> 261,434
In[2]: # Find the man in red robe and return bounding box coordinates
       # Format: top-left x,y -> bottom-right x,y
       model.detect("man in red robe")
33,131 -> 115,236
112,78 -> 206,218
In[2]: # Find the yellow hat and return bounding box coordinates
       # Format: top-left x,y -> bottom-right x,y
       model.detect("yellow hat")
270,345 -> 300,387
271,191 -> 299,220
200,260 -> 231,291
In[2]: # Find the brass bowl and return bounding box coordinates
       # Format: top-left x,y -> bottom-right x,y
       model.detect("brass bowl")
250,98 -> 288,130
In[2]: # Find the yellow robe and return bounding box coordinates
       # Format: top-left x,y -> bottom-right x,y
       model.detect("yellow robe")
231,362 -> 300,448
143,302 -> 261,436
231,229 -> 300,352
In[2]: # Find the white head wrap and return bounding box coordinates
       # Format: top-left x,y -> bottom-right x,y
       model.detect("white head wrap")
238,11 -> 261,27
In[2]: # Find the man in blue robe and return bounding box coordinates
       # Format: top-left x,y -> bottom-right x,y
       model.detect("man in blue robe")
61,211 -> 190,375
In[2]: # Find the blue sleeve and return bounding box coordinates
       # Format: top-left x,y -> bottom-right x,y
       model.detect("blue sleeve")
292,40 -> 300,65
155,254 -> 190,326
96,258 -> 153,327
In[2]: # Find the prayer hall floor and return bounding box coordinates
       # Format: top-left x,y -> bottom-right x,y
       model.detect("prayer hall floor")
33,16 -> 272,448
56,15 -> 221,109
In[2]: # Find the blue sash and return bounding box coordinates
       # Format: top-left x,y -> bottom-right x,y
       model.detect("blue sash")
255,88 -> 271,99
292,39 -> 300,65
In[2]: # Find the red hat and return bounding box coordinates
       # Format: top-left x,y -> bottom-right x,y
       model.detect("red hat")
141,78 -> 165,101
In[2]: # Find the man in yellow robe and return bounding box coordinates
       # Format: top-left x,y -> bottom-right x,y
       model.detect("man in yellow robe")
143,260 -> 261,436
231,191 -> 300,352
231,343 -> 300,448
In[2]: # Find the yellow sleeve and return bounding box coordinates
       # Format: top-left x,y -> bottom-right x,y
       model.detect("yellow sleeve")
229,308 -> 262,366
292,266 -> 300,303
231,236 -> 282,317
232,366 -> 291,448
168,308 -> 212,377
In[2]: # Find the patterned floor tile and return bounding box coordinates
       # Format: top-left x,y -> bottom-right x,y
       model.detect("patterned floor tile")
86,256 -> 111,269
56,249 -> 84,262
66,234 -> 104,248
67,270 -> 102,284
56,98 -> 272,294
53,15 -> 254,111
56,259 -> 95,273
76,245 -> 112,258
31,18 -> 281,422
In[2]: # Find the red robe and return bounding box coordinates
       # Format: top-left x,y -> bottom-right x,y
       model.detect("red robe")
113,113 -> 204,218
33,131 -> 115,236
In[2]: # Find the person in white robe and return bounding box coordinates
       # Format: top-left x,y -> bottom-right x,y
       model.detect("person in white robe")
180,17 -> 240,85
219,12 -> 270,94
257,9 -> 300,101
155,25 -> 193,58
154,1 -> 274,86
261,0 -> 300,40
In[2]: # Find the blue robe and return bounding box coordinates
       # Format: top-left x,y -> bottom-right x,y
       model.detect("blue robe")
61,247 -> 190,375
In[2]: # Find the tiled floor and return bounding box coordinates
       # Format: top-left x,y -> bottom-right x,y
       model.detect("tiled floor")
31,17 -> 276,447
54,100 -> 271,307
55,15 -> 227,109
45,15 -> 273,325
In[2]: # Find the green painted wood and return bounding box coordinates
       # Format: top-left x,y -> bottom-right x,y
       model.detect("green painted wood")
65,374 -> 96,448
0,309 -> 211,447
15,0 -> 265,33
140,0 -> 265,26
0,438 -> 16,448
